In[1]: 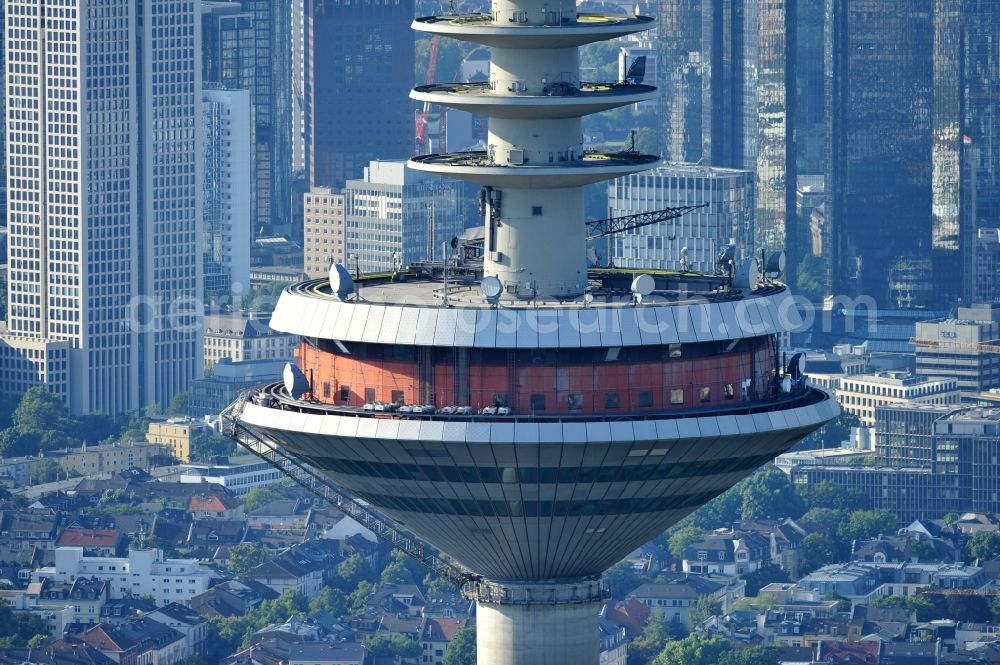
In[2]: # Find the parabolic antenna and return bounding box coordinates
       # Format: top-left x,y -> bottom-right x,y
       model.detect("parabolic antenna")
732,257 -> 760,292
283,362 -> 310,399
630,274 -> 655,297
786,352 -> 806,380
480,276 -> 504,304
329,263 -> 355,301
766,251 -> 787,276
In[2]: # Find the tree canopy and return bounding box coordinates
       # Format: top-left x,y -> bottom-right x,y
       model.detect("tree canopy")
652,634 -> 732,665
443,627 -> 476,665
241,487 -> 281,514
966,531 -> 1000,562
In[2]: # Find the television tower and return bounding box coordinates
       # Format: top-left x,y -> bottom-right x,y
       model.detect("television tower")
225,3 -> 839,664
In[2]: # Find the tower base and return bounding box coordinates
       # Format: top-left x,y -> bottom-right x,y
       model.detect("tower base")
470,579 -> 603,665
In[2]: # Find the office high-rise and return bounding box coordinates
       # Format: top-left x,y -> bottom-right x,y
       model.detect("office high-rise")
824,0 -> 935,306
298,0 -> 414,190
1,0 -> 202,414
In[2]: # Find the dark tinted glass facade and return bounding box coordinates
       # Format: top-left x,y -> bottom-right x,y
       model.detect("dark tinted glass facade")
303,0 -> 414,190
824,0 -> 935,306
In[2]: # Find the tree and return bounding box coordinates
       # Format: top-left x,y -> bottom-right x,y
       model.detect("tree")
604,560 -> 646,600
337,554 -> 376,591
738,468 -> 803,520
799,508 -> 848,536
366,634 -> 421,659
742,565 -> 789,596
309,587 -> 348,617
241,281 -> 287,313
629,610 -> 680,665
689,596 -> 722,628
871,594 -> 937,622
241,487 -> 281,513
424,574 -> 459,599
908,539 -> 937,562
801,480 -> 868,513
801,533 -> 838,575
29,459 -> 63,485
166,392 -> 190,417
652,634 -> 732,665
190,431 -> 237,462
795,254 -> 825,303
966,531 -> 1000,562
718,647 -> 779,665
347,581 -> 375,615
380,559 -> 415,586
0,394 -> 20,431
946,594 -> 993,623
837,510 -> 898,543
12,387 -> 69,435
668,526 -> 704,561
227,543 -> 264,574
443,626 -> 476,665
76,413 -> 117,445
0,428 -> 37,458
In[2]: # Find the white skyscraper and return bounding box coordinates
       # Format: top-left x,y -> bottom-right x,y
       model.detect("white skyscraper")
202,86 -> 252,299
1,0 -> 203,415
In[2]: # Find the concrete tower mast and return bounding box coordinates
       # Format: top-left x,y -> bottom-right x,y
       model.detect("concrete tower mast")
226,4 -> 840,665
409,2 -> 658,298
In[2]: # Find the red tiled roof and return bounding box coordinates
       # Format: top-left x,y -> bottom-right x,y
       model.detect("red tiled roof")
818,640 -> 880,665
188,494 -> 239,512
57,529 -> 122,548
422,617 -> 468,643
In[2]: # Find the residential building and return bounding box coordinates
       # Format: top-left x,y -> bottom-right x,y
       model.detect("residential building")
202,86 -> 253,298
243,551 -> 325,599
914,304 -> 1000,392
61,619 -> 188,665
1,0 -> 203,415
682,532 -> 769,576
824,0 -> 935,306
345,161 -> 464,274
188,358 -> 285,417
146,419 -> 213,464
188,578 -> 278,619
421,617 -> 469,665
296,0 -> 414,190
607,165 -> 754,273
187,493 -> 243,520
303,187 -> 346,279
628,576 -> 745,630
178,455 -> 283,496
54,530 -> 124,558
289,642 -> 365,665
835,372 -> 959,426
203,313 -> 296,371
35,548 -> 212,606
45,441 -> 171,477
148,603 -> 209,659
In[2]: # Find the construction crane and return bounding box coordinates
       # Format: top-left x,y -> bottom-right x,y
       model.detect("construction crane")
415,35 -> 441,154
909,337 -> 1000,354
585,203 -> 708,240
221,392 -> 477,588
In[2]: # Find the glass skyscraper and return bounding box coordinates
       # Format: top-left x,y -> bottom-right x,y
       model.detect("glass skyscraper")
824,0 -> 935,306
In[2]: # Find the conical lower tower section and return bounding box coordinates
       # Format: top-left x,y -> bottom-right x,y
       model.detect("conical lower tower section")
232,2 -> 841,664
409,0 -> 658,299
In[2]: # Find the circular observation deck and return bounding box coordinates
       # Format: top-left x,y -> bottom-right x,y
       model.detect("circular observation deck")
412,13 -> 654,49
410,82 -> 657,119
408,150 -> 660,187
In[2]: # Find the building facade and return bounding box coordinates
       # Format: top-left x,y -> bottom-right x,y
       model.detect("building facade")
2,0 -> 203,415
914,304 -> 1000,392
202,86 -> 253,297
344,161 -> 464,275
835,372 -> 960,426
607,165 -> 754,273
297,0 -> 414,190
824,0 -> 935,306
303,187 -> 347,280
203,313 -> 296,370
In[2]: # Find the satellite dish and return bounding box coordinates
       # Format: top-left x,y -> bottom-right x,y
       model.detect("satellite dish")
283,363 -> 310,399
717,243 -> 737,266
329,263 -> 355,300
786,352 -> 806,380
584,293 -> 594,307
630,274 -> 655,296
480,276 -> 504,304
634,293 -> 644,305
732,257 -> 760,291
625,56 -> 646,84
765,251 -> 786,276
780,376 -> 793,393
